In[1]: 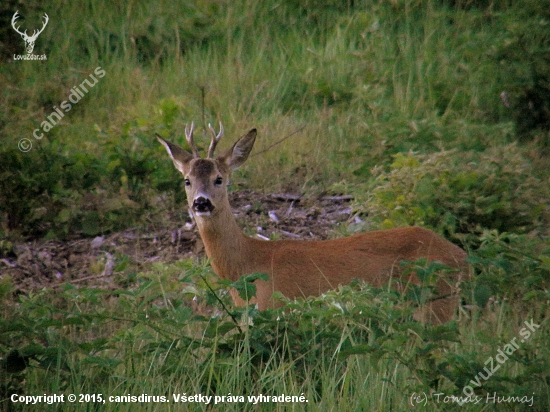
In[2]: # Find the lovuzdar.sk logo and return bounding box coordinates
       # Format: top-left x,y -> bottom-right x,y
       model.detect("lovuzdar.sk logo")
11,10 -> 49,61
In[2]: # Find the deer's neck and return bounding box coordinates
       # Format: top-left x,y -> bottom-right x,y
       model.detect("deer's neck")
194,203 -> 254,281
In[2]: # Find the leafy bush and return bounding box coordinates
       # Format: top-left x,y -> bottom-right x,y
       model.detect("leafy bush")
468,230 -> 550,309
0,142 -> 103,237
357,144 -> 550,237
0,141 -> 145,239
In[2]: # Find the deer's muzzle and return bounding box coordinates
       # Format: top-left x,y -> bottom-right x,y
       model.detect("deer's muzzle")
193,196 -> 214,215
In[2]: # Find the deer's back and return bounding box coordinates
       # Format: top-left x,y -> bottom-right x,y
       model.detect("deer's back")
250,226 -> 467,302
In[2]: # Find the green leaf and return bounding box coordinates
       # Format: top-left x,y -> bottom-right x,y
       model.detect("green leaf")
338,344 -> 374,358
473,284 -> 493,307
230,273 -> 269,302
204,321 -> 239,338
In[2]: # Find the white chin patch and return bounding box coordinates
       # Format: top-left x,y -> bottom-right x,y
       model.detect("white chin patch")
194,211 -> 212,217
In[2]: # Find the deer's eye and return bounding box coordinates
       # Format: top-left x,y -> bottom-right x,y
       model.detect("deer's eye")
184,179 -> 191,186
214,177 -> 223,185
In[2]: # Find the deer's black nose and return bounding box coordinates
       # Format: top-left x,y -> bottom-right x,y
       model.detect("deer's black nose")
193,196 -> 214,214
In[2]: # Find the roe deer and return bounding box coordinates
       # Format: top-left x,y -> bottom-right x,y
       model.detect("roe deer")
157,123 -> 468,323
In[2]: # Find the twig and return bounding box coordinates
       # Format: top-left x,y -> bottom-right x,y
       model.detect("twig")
320,195 -> 354,201
0,258 -> 16,267
65,273 -> 112,284
198,274 -> 243,333
251,125 -> 306,157
280,230 -> 301,238
198,84 -> 206,129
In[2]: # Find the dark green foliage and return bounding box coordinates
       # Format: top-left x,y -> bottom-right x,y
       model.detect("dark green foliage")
359,146 -> 549,237
0,142 -> 103,237
0,139 -> 141,238
493,0 -> 550,147
468,230 -> 550,309
440,0 -> 496,10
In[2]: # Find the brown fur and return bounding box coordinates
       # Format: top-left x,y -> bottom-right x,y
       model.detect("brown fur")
157,128 -> 469,323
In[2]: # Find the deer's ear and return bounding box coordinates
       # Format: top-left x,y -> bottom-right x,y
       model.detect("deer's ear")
156,134 -> 194,173
218,129 -> 257,170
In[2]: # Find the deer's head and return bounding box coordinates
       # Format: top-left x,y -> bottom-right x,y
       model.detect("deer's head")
11,11 -> 49,54
157,123 -> 256,219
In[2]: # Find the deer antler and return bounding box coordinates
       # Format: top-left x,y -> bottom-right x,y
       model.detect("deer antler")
207,122 -> 224,158
11,11 -> 26,37
11,11 -> 48,40
31,13 -> 49,40
185,122 -> 200,158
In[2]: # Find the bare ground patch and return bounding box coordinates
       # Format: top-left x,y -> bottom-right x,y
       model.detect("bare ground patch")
1,191 -> 357,292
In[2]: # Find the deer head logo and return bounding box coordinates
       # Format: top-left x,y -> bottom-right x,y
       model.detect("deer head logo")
11,11 -> 49,54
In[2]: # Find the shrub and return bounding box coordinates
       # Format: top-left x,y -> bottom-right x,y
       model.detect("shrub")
0,142 -> 102,237
357,144 -> 550,238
